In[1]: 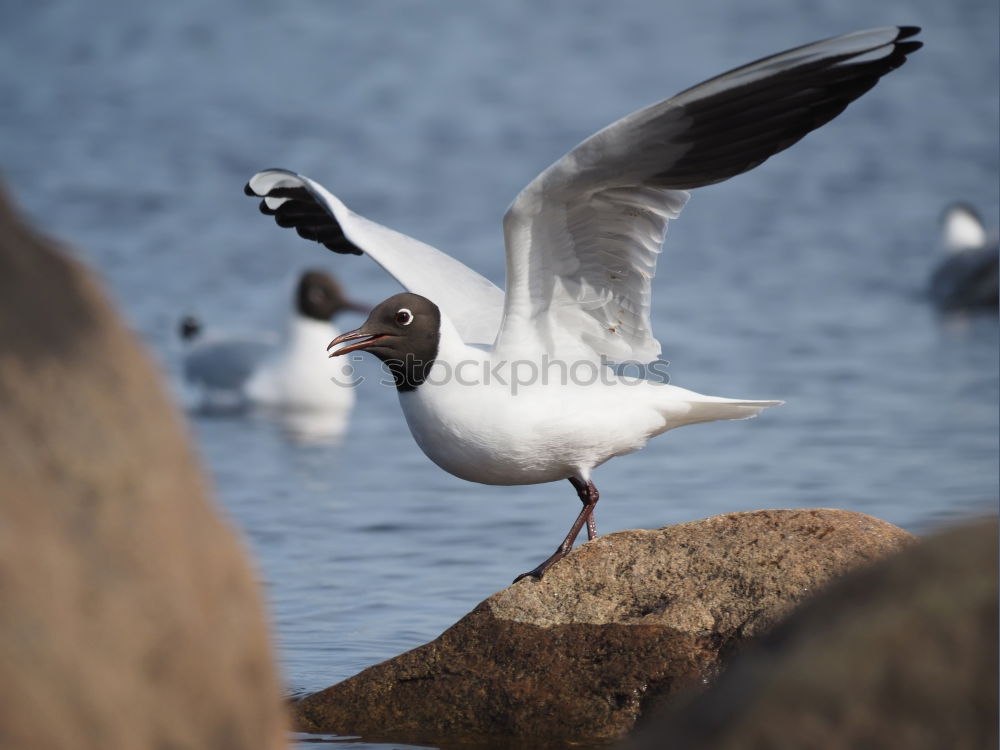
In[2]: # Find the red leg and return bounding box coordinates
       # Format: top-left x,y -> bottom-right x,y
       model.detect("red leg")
514,478 -> 600,582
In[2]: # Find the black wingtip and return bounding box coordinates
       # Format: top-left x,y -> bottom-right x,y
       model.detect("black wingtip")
325,243 -> 365,256
897,26 -> 921,40
269,186 -> 311,200
245,172 -> 366,257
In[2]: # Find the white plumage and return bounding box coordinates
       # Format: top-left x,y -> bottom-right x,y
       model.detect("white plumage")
246,26 -> 922,579
181,270 -> 364,413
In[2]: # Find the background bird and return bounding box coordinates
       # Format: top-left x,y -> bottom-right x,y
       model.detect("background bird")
928,203 -> 999,312
181,269 -> 366,412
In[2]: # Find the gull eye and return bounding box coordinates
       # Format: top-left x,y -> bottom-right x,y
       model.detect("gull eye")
395,308 -> 413,326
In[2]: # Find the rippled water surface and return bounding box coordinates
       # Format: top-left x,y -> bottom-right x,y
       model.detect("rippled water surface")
3,0 -> 997,747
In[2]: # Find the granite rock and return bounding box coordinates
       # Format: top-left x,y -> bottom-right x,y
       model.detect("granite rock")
623,518 -> 998,750
295,508 -> 912,745
0,184 -> 287,750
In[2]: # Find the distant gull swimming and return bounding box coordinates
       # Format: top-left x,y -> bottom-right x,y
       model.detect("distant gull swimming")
928,203 -> 999,312
182,269 -> 366,411
246,27 -> 922,580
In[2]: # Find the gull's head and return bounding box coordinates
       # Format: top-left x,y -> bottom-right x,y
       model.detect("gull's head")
327,292 -> 441,390
941,203 -> 987,254
296,269 -> 368,321
178,314 -> 202,342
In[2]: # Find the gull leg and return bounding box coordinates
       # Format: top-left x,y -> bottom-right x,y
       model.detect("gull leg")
569,477 -> 599,541
514,479 -> 600,583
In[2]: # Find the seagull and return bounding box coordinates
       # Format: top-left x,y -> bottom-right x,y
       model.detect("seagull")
181,269 -> 366,411
245,27 -> 922,580
928,203 -> 999,312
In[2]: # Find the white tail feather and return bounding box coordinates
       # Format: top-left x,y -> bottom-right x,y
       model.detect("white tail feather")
655,384 -> 783,430
676,398 -> 783,428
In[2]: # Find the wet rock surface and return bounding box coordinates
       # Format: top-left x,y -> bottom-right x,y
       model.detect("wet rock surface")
0,185 -> 287,750
295,508 -> 912,745
623,518 -> 999,750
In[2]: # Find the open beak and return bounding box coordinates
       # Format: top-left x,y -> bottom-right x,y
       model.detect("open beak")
327,328 -> 388,357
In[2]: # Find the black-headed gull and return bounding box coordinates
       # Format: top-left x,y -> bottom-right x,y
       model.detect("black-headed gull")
246,27 -> 922,580
182,269 -> 366,411
929,204 -> 998,312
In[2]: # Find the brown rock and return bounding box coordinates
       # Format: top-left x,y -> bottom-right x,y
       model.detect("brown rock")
623,518 -> 999,750
0,184 -> 287,749
294,508 -> 912,745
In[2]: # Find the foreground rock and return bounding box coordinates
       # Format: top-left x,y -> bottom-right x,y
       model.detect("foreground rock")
0,185 -> 287,749
295,508 -> 912,745
624,518 -> 998,750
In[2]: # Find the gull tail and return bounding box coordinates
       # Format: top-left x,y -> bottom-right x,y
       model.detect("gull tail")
655,384 -> 783,430
678,398 -> 783,427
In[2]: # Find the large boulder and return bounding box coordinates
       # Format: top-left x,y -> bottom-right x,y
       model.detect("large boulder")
624,518 -> 998,750
294,508 -> 912,745
0,185 -> 287,749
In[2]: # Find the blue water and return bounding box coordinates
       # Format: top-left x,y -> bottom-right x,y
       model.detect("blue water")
3,1 -> 997,747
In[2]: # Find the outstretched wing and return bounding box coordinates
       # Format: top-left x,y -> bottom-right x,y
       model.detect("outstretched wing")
496,26 -> 922,363
245,170 -> 504,346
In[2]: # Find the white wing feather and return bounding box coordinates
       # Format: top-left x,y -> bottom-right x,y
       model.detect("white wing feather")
495,26 -> 920,363
247,170 -> 504,346
498,184 -> 687,362
247,28 -> 920,363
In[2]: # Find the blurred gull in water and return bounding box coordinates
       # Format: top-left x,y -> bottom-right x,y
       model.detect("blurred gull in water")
181,269 -> 366,423
928,204 -> 999,313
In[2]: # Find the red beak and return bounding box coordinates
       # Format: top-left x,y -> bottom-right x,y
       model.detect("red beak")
327,329 -> 388,357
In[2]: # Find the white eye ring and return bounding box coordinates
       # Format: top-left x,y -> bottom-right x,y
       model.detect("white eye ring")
396,308 -> 413,326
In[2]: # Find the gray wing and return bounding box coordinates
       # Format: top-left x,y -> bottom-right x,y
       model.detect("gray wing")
183,340 -> 273,392
930,244 -> 1000,311
245,171 -> 505,346
497,26 -> 922,362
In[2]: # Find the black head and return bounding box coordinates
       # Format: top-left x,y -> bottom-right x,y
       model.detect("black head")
326,292 -> 441,391
179,315 -> 202,341
295,269 -> 367,320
